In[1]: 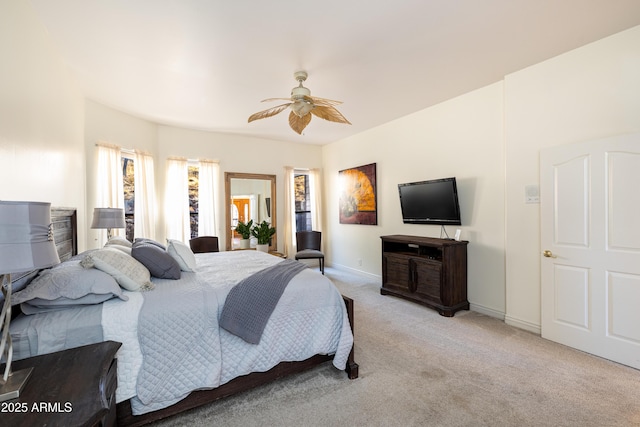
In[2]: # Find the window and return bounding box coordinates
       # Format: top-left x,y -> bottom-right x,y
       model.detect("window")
97,145 -> 155,243
122,156 -> 135,242
294,173 -> 312,232
165,158 -> 218,241
188,164 -> 199,239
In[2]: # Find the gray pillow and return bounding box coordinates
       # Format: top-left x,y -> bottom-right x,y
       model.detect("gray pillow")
12,260 -> 129,313
132,242 -> 181,279
134,238 -> 166,250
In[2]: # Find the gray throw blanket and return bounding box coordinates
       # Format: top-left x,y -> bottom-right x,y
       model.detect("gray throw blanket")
220,259 -> 306,344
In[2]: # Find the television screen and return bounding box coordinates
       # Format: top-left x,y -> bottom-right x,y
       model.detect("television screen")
398,177 -> 461,225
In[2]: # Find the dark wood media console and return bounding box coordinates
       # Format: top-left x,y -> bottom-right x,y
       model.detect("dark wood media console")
380,235 -> 469,317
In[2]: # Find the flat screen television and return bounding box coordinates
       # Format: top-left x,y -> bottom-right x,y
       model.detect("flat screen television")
398,177 -> 461,225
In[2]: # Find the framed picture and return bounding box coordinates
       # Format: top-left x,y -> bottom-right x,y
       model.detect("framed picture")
338,163 -> 377,225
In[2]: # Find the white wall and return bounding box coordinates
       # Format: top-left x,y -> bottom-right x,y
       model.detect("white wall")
323,83 -> 506,318
0,0 -> 86,248
504,25 -> 640,332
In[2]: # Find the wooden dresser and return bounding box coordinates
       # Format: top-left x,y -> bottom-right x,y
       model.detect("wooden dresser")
1,341 -> 121,427
380,235 -> 469,317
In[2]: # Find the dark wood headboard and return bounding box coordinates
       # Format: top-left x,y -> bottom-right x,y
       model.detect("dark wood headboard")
51,207 -> 78,260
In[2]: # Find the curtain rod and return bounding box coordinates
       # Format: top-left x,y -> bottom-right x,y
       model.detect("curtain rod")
194,159 -> 219,164
95,141 -> 121,150
95,142 -> 151,157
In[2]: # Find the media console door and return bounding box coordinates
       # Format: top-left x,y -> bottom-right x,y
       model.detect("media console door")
380,235 -> 469,317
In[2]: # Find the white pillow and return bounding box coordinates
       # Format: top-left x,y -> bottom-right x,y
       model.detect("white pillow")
166,239 -> 196,272
105,236 -> 132,248
105,236 -> 133,255
80,247 -> 154,291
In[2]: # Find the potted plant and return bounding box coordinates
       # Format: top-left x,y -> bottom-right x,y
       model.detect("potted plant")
251,220 -> 276,253
235,219 -> 253,249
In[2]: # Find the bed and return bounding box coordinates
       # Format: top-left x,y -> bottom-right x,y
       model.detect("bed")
8,208 -> 358,426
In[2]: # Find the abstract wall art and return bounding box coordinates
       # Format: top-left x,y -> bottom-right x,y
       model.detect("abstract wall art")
338,163 -> 377,225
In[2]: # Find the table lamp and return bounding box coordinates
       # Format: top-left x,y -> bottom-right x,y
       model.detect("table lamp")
0,201 -> 60,401
91,207 -> 125,240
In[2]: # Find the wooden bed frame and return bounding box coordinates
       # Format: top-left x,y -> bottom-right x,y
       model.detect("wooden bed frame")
50,208 -> 359,427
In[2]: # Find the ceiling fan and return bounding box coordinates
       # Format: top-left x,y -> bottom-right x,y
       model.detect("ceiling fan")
248,71 -> 351,135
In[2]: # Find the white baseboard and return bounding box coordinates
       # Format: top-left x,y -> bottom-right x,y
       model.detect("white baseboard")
469,303 -> 505,320
328,263 -> 382,281
504,315 -> 541,335
470,305 -> 541,335
327,263 -> 542,336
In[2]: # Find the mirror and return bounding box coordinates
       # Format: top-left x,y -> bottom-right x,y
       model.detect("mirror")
225,172 -> 277,251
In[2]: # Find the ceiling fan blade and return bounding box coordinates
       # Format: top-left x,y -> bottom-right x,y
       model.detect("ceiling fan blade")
248,103 -> 291,123
288,110 -> 312,134
310,96 -> 343,107
310,105 -> 351,125
260,98 -> 293,103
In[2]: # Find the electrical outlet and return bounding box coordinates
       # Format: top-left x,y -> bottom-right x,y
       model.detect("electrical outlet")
357,258 -> 362,266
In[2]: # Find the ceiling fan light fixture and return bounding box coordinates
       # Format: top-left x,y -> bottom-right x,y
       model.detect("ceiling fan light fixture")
291,100 -> 313,117
248,70 -> 350,134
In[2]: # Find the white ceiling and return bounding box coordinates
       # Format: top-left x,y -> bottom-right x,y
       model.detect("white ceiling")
29,0 -> 640,145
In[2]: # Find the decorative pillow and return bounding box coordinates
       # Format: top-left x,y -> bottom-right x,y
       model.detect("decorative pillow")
134,238 -> 166,250
12,260 -> 128,313
1,269 -> 40,305
80,247 -> 154,291
105,236 -> 132,248
105,244 -> 132,255
132,242 -> 181,279
20,294 -> 115,314
166,239 -> 197,272
105,237 -> 133,255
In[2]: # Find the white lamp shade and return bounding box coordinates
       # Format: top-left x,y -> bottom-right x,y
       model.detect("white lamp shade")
91,208 -> 126,229
0,201 -> 60,273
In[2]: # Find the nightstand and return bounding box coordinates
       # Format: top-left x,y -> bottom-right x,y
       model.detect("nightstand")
1,341 -> 121,427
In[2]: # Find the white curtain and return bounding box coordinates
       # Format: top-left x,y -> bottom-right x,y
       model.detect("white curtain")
309,168 -> 324,252
133,150 -> 157,240
95,143 -> 124,245
165,158 -> 190,242
197,160 -> 219,237
283,167 -> 296,258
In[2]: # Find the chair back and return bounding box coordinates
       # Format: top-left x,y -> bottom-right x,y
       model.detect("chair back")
189,236 -> 219,253
296,231 -> 321,251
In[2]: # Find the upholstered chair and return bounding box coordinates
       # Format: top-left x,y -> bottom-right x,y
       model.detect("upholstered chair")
189,236 -> 220,253
294,231 -> 324,274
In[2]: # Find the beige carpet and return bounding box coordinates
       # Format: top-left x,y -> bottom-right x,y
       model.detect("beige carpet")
153,267 -> 640,427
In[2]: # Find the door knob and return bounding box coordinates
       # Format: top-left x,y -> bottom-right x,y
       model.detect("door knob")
542,250 -> 557,258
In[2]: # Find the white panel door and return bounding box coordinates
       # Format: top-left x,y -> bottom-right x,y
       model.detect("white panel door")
540,133 -> 640,369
